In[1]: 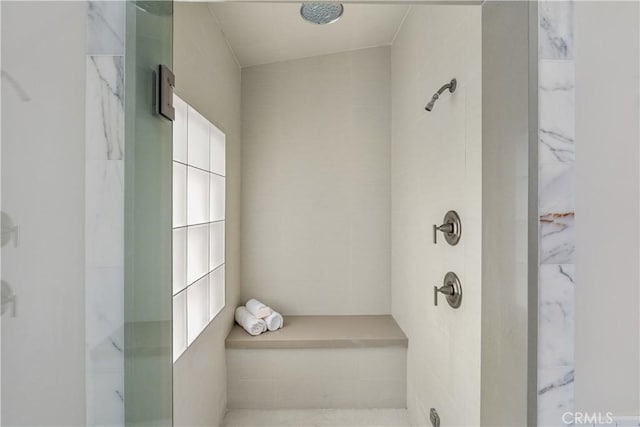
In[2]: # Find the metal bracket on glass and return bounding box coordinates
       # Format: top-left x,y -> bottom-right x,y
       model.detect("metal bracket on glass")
433,210 -> 461,246
434,272 -> 462,309
156,64 -> 175,121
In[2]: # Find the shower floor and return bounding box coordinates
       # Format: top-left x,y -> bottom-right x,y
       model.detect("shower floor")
222,409 -> 410,426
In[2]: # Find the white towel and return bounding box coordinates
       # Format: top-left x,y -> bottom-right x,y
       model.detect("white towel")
264,310 -> 284,331
245,299 -> 272,319
235,306 -> 266,336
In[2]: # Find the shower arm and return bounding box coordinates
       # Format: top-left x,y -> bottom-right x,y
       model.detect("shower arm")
435,79 -> 457,97
425,78 -> 457,111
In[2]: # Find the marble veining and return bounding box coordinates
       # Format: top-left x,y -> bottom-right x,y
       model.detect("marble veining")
539,60 -> 575,164
539,161 -> 575,264
538,264 -> 574,368
85,162 -> 125,427
85,3 -> 126,425
539,1 -> 574,60
87,370 -> 125,425
86,268 -> 124,351
85,161 -> 124,267
539,369 -> 574,395
86,56 -> 124,161
539,163 -> 575,214
538,2 -> 575,425
540,213 -> 574,265
540,128 -> 574,163
87,1 -> 125,55
538,366 -> 575,427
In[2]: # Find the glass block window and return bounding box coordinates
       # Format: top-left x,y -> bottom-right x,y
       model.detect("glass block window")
172,94 -> 226,362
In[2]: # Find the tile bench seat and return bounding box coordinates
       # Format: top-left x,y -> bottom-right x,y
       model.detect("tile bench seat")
225,315 -> 408,409
225,315 -> 408,349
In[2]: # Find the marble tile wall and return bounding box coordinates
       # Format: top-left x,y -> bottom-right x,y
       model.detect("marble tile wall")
85,1 -> 126,426
538,1 -> 575,425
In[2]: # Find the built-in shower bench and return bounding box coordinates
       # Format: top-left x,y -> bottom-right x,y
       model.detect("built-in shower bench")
226,315 -> 408,349
225,315 -> 408,409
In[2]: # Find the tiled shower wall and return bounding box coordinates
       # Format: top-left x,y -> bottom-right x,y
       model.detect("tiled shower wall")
85,1 -> 125,425
79,2 -> 580,425
391,6 -> 482,425
537,1 -> 575,425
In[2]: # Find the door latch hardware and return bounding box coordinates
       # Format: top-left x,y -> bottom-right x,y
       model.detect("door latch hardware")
156,64 -> 175,121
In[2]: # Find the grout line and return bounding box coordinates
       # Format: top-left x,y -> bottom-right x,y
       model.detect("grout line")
174,160 -> 226,178
174,219 -> 226,231
174,263 -> 226,298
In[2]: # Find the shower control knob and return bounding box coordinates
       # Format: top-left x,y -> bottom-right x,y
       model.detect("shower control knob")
433,284 -> 455,305
433,223 -> 454,242
432,210 -> 461,246
433,272 -> 462,309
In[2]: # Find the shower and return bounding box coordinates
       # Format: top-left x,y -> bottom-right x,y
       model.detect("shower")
300,3 -> 344,25
425,78 -> 457,111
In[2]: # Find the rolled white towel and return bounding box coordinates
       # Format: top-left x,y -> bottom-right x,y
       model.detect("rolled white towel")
245,298 -> 272,319
235,306 -> 266,336
264,310 -> 284,331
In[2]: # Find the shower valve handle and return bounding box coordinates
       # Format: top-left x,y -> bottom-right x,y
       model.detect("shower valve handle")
433,223 -> 454,244
433,272 -> 463,309
433,284 -> 455,306
432,211 -> 462,246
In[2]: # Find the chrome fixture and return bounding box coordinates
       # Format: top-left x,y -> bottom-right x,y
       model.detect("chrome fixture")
300,3 -> 344,25
1,212 -> 19,248
430,408 -> 441,427
2,281 -> 16,317
434,272 -> 462,309
425,78 -> 457,111
433,210 -> 461,246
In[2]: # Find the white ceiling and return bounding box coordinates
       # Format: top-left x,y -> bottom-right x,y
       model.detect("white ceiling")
207,3 -> 410,68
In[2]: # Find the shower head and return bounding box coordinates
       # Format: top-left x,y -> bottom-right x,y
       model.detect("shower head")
425,93 -> 439,112
300,3 -> 344,25
425,78 -> 457,112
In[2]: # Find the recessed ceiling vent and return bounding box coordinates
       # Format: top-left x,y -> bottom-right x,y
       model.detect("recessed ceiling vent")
300,3 -> 344,25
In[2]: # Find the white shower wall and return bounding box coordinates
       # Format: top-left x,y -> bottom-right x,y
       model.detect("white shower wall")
391,6 -> 482,426
241,47 -> 391,315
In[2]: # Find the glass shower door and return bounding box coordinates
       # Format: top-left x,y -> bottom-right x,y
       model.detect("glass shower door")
0,1 -> 173,425
124,1 -> 174,426
1,2 -> 94,425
